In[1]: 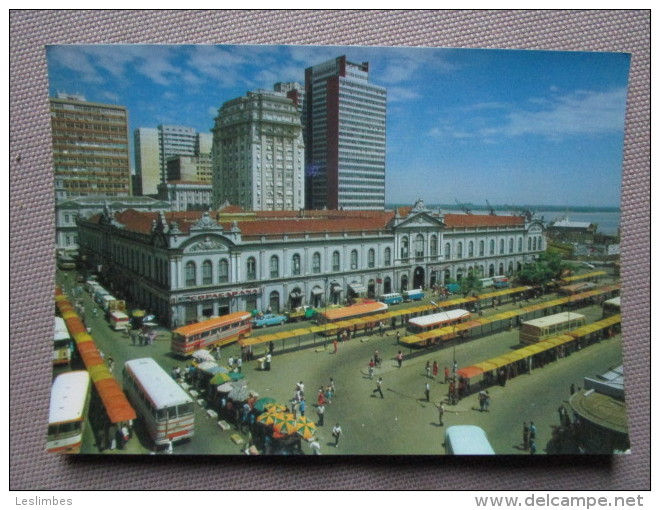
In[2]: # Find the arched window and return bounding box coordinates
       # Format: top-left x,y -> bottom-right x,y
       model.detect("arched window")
269,291 -> 280,313
270,255 -> 280,278
401,236 -> 409,260
445,242 -> 451,259
202,260 -> 213,285
350,249 -> 359,270
533,237 -> 537,251
368,248 -> 376,268
384,247 -> 392,266
528,237 -> 532,251
430,236 -> 438,260
312,252 -> 322,273
509,238 -> 514,254
489,240 -> 495,255
414,234 -> 425,259
537,236 -> 543,251
185,261 -> 196,287
457,241 -> 463,259
292,254 -> 301,276
332,251 -> 340,272
479,240 -> 485,256
499,239 -> 505,254
518,237 -> 523,252
468,241 -> 474,258
218,259 -> 229,283
247,257 -> 257,281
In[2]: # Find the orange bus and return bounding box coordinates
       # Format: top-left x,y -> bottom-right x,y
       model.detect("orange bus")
315,301 -> 388,334
171,312 -> 252,356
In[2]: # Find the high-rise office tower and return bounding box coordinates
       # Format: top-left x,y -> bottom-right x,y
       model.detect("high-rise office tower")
304,56 -> 387,210
134,126 -> 212,196
50,93 -> 131,199
212,90 -> 305,211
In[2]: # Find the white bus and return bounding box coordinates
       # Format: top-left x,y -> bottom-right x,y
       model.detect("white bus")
122,358 -> 195,446
602,296 -> 621,318
47,371 -> 91,454
519,312 -> 586,344
444,425 -> 495,455
108,310 -> 130,331
53,317 -> 73,366
407,309 -> 472,335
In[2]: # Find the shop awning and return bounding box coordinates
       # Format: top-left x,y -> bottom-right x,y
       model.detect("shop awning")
289,290 -> 302,299
349,283 -> 367,294
331,284 -> 343,293
311,287 -> 324,296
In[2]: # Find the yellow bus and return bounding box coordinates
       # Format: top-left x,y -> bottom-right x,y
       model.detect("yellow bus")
315,301 -> 388,335
519,312 -> 586,345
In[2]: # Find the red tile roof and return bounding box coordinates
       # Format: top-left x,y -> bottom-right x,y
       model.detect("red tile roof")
443,213 -> 525,228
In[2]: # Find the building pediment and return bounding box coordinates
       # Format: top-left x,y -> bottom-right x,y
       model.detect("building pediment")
182,234 -> 231,254
395,212 -> 445,231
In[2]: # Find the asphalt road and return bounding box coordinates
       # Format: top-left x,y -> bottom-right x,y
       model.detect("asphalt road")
56,269 -> 622,456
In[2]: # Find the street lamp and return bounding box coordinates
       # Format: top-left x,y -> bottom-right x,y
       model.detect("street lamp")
431,300 -> 459,403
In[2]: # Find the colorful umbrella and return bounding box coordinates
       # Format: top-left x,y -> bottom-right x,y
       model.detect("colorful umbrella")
229,371 -> 245,381
256,411 -> 286,427
272,414 -> 298,436
210,372 -> 232,385
264,403 -> 287,414
254,397 -> 277,412
295,416 -> 317,440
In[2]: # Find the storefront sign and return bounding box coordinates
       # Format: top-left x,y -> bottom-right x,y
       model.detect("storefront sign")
172,287 -> 261,304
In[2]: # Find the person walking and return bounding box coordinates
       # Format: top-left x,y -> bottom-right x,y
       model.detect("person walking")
424,381 -> 431,402
299,398 -> 306,417
372,377 -> 384,398
432,361 -> 439,380
425,361 -> 432,379
333,338 -> 338,354
332,423 -> 342,448
309,438 -> 322,455
444,366 -> 450,383
265,352 -> 272,371
529,421 -> 537,447
523,422 -> 530,451
396,351 -> 403,368
368,359 -> 375,379
436,402 -> 445,426
316,403 -> 325,427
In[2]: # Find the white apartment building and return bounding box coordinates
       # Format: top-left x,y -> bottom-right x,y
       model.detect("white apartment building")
211,90 -> 306,211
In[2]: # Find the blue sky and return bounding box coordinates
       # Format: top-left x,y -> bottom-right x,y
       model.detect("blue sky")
46,44 -> 630,208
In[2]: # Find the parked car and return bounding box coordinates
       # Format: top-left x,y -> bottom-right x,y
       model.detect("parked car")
252,313 -> 288,328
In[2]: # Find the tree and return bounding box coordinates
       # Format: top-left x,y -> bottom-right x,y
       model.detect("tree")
517,250 -> 572,290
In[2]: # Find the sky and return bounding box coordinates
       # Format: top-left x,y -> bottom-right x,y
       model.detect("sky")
46,44 -> 631,208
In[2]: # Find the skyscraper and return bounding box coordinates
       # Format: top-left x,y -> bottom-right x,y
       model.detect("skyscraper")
134,126 -> 212,196
50,93 -> 131,199
212,90 -> 305,211
304,56 -> 387,210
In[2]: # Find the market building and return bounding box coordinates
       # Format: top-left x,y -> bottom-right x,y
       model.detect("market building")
76,199 -> 545,328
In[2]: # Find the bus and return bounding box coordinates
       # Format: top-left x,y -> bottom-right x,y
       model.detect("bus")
379,292 -> 403,305
444,425 -> 495,455
316,301 -> 389,334
602,296 -> 621,318
122,358 -> 195,446
407,309 -> 472,335
108,310 -> 130,331
519,312 -> 586,345
47,371 -> 91,453
403,288 -> 425,302
53,317 -> 73,366
171,311 -> 252,357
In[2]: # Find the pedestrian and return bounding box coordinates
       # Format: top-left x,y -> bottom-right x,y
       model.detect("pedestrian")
425,360 -> 432,378
299,398 -> 306,417
372,377 -> 384,398
523,422 -> 530,451
236,357 -> 242,373
316,403 -> 325,427
484,391 -> 491,412
329,378 -> 336,397
265,352 -> 272,371
332,423 -> 342,448
317,387 -> 325,406
374,350 -> 381,367
309,438 -> 322,455
529,421 -> 537,444
268,341 -> 274,355
570,383 -> 575,395
368,359 -> 375,379
333,338 -> 338,354
529,439 -> 537,455
425,381 -> 431,402
436,402 -> 445,426
379,321 -> 384,337
396,351 -> 403,368
444,366 -> 450,383
478,390 -> 486,412
396,331 -> 400,343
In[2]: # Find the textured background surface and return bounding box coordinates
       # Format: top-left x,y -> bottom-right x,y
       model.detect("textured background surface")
9,10 -> 650,490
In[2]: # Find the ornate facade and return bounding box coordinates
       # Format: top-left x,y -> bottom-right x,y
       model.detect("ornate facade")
77,200 -> 545,328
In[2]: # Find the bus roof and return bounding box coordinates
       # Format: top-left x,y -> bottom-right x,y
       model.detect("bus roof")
49,371 -> 90,424
445,425 -> 495,455
409,309 -> 470,327
604,296 -> 621,307
320,301 -> 388,320
173,312 -> 252,337
124,358 -> 192,409
54,317 -> 70,340
521,311 -> 585,328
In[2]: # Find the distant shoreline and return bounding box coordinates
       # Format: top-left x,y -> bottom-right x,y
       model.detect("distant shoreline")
385,204 -> 620,213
